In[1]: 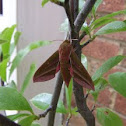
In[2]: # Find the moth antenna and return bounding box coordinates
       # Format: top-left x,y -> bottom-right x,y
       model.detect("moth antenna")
51,40 -> 63,42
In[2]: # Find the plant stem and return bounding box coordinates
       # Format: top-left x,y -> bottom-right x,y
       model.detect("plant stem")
0,53 -> 4,86
47,72 -> 63,126
66,114 -> 72,126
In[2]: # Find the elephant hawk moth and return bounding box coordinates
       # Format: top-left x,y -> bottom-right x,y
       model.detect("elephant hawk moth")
33,40 -> 94,90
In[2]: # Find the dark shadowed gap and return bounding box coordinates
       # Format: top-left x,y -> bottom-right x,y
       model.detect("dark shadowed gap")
0,0 -> 3,14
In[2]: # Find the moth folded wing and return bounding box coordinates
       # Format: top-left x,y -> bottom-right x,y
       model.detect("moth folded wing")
60,62 -> 72,87
33,50 -> 60,82
70,51 -> 94,90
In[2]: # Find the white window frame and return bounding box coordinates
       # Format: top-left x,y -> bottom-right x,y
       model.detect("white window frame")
0,0 -> 16,32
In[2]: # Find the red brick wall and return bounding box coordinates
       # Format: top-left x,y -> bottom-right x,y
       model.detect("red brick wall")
65,1 -> 126,126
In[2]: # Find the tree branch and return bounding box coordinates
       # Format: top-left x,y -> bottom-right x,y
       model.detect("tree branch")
47,72 -> 63,126
39,106 -> 52,118
72,38 -> 95,126
64,0 -> 74,31
74,0 -> 97,33
73,0 -> 79,20
73,81 -> 95,126
69,0 -> 96,124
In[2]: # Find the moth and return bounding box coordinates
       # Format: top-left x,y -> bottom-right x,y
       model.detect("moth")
33,40 -> 94,90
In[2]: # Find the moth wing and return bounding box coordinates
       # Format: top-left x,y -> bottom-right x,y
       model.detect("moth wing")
70,51 -> 94,90
60,62 -> 72,87
33,50 -> 60,82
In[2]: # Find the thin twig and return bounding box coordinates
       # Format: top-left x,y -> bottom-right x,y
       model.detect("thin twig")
39,106 -> 52,118
91,105 -> 95,113
81,39 -> 92,48
85,93 -> 89,99
47,72 -> 63,126
74,0 -> 97,33
66,114 -> 72,126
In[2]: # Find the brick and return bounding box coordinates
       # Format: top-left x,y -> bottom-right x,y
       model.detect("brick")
88,94 -> 94,100
87,99 -> 95,110
122,118 -> 126,126
97,87 -> 112,107
82,39 -> 120,60
103,32 -> 126,42
87,58 -> 103,75
98,0 -> 125,13
114,93 -> 126,115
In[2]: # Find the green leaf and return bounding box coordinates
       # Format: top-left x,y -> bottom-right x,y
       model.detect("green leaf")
0,39 -> 8,44
20,63 -> 36,94
90,78 -> 108,101
91,18 -> 116,30
92,10 -> 126,26
0,25 -> 16,42
41,0 -> 49,7
71,107 -> 78,115
10,31 -> 21,54
1,25 -> 16,59
19,115 -> 37,126
0,58 -> 9,81
31,122 -> 41,126
65,79 -> 73,112
31,93 -> 67,114
7,113 -> 30,121
92,55 -> 125,82
81,54 -> 88,69
9,41 -> 51,77
94,0 -> 103,12
97,108 -> 123,126
95,21 -> 126,36
109,72 -> 126,97
0,87 -> 33,113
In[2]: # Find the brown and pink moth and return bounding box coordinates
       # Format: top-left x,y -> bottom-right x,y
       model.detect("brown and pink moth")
33,40 -> 94,90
